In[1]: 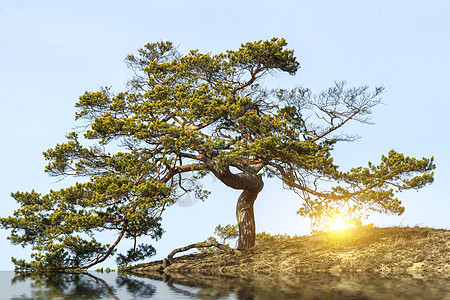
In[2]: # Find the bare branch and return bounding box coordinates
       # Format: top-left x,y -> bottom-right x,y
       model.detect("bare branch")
167,240 -> 233,263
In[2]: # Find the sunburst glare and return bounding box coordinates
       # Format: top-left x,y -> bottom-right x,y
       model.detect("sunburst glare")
324,215 -> 352,231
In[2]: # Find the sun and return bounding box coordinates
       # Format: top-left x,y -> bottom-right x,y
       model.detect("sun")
325,216 -> 351,231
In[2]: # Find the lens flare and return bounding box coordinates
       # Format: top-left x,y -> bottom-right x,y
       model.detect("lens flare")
325,216 -> 351,231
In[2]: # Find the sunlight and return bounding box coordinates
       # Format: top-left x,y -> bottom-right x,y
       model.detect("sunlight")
324,216 -> 351,231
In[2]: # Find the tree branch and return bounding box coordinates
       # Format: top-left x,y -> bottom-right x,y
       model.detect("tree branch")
167,240 -> 233,263
160,163 -> 205,183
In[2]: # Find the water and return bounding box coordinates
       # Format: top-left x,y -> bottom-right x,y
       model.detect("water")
0,271 -> 448,299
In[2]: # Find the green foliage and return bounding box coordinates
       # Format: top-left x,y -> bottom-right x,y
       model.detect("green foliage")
0,38 -> 435,272
297,149 -> 435,230
195,224 -> 240,253
203,224 -> 293,250
116,244 -> 156,266
256,231 -> 292,242
214,224 -> 239,244
196,237 -> 220,254
197,224 -> 239,253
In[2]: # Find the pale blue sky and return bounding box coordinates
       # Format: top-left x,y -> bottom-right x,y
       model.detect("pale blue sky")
0,0 -> 449,270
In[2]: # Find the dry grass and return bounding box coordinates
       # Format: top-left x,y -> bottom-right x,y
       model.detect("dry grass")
125,226 -> 449,281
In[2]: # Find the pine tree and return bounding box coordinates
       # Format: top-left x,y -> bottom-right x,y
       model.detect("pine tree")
1,38 -> 434,272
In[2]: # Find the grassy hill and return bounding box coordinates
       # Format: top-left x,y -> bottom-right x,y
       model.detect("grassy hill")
125,226 -> 449,280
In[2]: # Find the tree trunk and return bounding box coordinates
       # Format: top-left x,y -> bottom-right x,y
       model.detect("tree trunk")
204,164 -> 264,251
236,189 -> 260,250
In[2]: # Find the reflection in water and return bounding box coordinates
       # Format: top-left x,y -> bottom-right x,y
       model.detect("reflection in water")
9,272 -> 156,300
11,273 -> 117,300
4,271 -> 449,300
166,278 -> 232,299
115,275 -> 156,298
138,271 -> 449,300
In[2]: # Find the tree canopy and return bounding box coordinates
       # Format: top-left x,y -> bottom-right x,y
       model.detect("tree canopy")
1,38 -> 435,273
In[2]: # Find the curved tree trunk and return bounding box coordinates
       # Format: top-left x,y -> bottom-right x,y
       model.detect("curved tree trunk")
204,164 -> 264,251
236,189 -> 260,250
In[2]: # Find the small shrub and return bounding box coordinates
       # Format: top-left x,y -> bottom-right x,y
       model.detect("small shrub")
214,224 -> 239,244
256,231 -> 291,242
198,237 -> 220,253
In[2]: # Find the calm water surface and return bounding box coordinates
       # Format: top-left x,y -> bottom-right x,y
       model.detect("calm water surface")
0,271 -> 448,299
